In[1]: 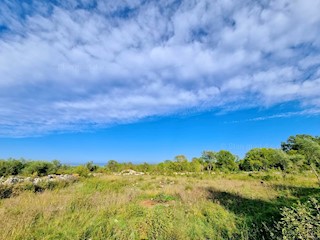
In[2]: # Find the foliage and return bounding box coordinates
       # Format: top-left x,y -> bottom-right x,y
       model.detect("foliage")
1,134 -> 320,240
73,165 -> 90,177
282,135 -> 320,183
105,160 -> 121,172
152,193 -> 178,203
1,173 -> 319,240
0,159 -> 25,176
271,198 -> 320,240
201,151 -> 217,172
23,161 -> 57,176
240,148 -> 289,171
215,150 -> 238,171
0,178 -> 76,199
174,155 -> 188,163
85,161 -> 98,172
0,159 -> 70,177
281,135 -> 320,152
1,134 -> 320,178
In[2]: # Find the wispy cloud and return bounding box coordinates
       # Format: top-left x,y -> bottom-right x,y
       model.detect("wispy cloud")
0,0 -> 320,136
225,108 -> 320,124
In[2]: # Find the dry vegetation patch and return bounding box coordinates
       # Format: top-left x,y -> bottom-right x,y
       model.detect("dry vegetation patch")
0,173 -> 319,240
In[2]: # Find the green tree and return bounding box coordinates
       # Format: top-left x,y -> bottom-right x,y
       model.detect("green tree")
191,157 -> 204,172
0,159 -> 25,176
281,134 -> 320,153
288,154 -> 306,171
23,161 -> 55,176
105,160 -> 120,172
240,148 -> 289,171
173,155 -> 189,172
201,151 -> 217,173
85,161 -> 98,172
52,160 -> 62,173
294,137 -> 320,184
74,165 -> 90,177
215,150 -> 238,171
139,162 -> 151,173
174,155 -> 188,163
282,135 -> 320,182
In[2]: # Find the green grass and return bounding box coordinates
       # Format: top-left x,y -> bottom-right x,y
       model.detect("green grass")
0,172 -> 319,239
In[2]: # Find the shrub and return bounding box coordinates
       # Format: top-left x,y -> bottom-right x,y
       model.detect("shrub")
0,184 -> 13,199
261,175 -> 273,181
153,193 -> 178,203
23,161 -> 56,176
0,159 -> 25,176
271,198 -> 320,239
74,165 -> 90,177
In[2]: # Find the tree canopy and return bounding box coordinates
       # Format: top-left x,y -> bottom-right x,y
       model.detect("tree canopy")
1,134 -> 320,177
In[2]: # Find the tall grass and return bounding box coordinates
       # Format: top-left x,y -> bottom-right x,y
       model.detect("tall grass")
0,173 -> 319,239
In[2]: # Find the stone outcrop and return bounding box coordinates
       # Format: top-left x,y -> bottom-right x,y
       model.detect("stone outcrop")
117,169 -> 145,176
3,177 -> 24,185
0,174 -> 78,186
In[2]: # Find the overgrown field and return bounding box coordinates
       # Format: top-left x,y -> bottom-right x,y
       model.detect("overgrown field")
0,172 -> 319,240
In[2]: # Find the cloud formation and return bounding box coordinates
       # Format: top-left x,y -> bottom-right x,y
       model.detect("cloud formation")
0,0 -> 320,136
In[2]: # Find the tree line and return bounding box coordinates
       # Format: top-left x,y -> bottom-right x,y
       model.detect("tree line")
1,134 -> 319,180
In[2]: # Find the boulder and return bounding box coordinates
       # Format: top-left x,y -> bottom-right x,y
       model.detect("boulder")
33,178 -> 42,184
119,169 -> 144,176
3,176 -> 22,185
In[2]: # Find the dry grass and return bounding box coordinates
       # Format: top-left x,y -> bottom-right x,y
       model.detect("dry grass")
0,173 -> 319,239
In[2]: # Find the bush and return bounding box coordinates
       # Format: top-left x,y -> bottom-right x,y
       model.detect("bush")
74,166 -> 90,177
241,148 -> 290,171
0,185 -> 13,199
271,198 -> 320,239
23,161 -> 56,176
261,175 -> 274,181
0,159 -> 25,176
153,193 -> 178,203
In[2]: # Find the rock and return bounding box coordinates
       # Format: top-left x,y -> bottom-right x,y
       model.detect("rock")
25,177 -> 33,182
92,173 -> 103,177
33,178 -> 42,184
3,177 -> 22,185
0,174 -> 78,187
58,175 -> 66,180
119,169 -> 144,176
58,174 -> 77,181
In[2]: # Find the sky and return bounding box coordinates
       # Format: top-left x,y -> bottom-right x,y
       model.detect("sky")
0,0 -> 319,164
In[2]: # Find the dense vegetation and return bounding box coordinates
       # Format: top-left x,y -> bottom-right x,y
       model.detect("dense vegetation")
1,134 -> 319,180
1,172 -> 319,240
0,134 -> 319,239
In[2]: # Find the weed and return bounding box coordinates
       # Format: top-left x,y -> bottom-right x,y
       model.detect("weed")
0,172 -> 319,240
153,193 -> 178,203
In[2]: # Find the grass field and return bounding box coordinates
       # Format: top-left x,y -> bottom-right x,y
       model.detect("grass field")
0,172 -> 319,240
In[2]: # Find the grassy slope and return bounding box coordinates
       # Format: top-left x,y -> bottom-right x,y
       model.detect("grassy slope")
0,172 -> 319,240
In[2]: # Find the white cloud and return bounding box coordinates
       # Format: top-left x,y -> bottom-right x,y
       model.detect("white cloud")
0,0 -> 320,136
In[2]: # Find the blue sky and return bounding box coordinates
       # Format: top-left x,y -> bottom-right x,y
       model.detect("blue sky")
0,0 -> 319,164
